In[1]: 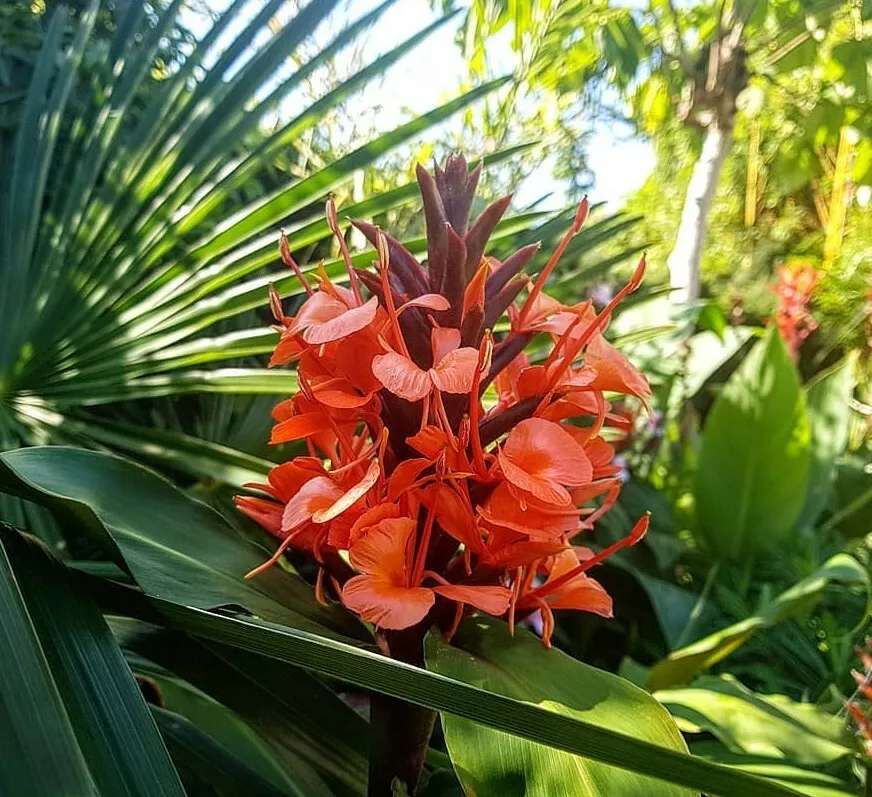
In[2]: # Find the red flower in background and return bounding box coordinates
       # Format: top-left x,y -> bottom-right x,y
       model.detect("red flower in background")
236,155 -> 652,648
846,638 -> 872,755
772,263 -> 819,358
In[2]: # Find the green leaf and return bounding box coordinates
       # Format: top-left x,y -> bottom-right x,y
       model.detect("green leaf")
695,328 -> 811,562
425,618 -> 694,796
96,591 -> 805,797
0,446 -> 360,639
657,675 -> 858,765
646,554 -> 869,690
0,527 -> 96,796
15,404 -> 273,488
0,525 -> 184,796
118,622 -> 368,797
800,355 -> 857,529
689,742 -> 859,797
151,705 -> 303,797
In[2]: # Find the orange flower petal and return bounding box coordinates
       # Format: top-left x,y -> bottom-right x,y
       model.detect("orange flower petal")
234,496 -> 283,537
430,347 -> 479,394
312,461 -> 380,523
497,454 -> 573,506
267,460 -> 325,501
541,550 -> 613,616
348,517 -> 416,581
387,458 -> 432,501
303,296 -> 379,345
347,503 -> 402,548
432,584 -> 512,616
289,291 -> 347,336
270,412 -> 329,445
342,576 -> 434,630
372,350 -> 431,401
400,294 -> 451,313
500,418 -> 593,500
430,327 -> 461,363
281,476 -> 343,532
584,334 -> 651,399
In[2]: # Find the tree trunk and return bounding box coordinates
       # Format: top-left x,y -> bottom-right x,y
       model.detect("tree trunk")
667,122 -> 734,303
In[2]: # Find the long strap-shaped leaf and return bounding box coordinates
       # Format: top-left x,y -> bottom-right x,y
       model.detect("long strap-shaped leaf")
0,526 -> 185,796
109,592 -> 801,797
1,0 -> 98,371
0,527 -> 96,795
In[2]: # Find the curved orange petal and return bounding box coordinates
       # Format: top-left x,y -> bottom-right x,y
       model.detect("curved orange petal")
430,326 -> 461,363
419,484 -> 483,552
584,334 -> 651,399
372,350 -> 431,401
312,377 -> 372,409
479,483 -> 579,538
270,412 -> 329,444
289,291 -> 347,336
269,334 -> 303,367
432,584 -> 512,616
348,517 -> 416,581
481,539 -> 568,569
303,296 -> 379,345
540,550 -> 613,616
234,496 -> 283,537
342,576 -> 434,629
266,460 -> 324,501
399,294 -> 451,314
430,347 -> 478,394
547,576 -> 613,616
406,426 -> 450,459
281,476 -> 343,532
387,458 -> 432,501
312,461 -> 380,523
347,503 -> 402,548
501,418 -> 593,488
497,452 -> 572,506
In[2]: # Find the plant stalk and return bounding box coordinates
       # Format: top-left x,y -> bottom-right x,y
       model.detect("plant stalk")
369,627 -> 438,796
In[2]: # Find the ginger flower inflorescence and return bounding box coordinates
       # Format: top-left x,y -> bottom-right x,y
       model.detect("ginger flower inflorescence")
236,155 -> 651,647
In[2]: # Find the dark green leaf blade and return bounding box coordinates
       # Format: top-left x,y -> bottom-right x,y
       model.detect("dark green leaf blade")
105,590 -> 806,797
0,525 -> 184,796
0,446 -> 360,639
0,525 -> 96,797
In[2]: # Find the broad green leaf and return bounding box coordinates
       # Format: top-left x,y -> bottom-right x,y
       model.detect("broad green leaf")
0,526 -> 184,796
96,589 -> 804,797
0,446 -> 360,639
689,742 -> 858,797
646,554 -> 869,690
695,328 -> 811,561
800,355 -> 857,529
657,675 -> 857,765
425,618 -> 694,797
0,525 -> 96,796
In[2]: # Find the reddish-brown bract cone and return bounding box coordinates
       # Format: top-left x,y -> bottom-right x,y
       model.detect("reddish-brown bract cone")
236,154 -> 652,647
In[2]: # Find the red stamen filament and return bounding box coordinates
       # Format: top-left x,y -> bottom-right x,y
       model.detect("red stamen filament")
517,197 -> 589,327
326,198 -> 363,306
530,514 -> 649,600
280,230 -> 314,296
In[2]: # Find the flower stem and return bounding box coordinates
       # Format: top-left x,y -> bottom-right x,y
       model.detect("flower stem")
369,628 -> 437,796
